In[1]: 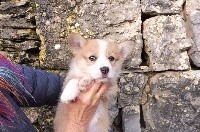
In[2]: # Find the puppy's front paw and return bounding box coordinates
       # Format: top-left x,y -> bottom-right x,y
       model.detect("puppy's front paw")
60,79 -> 80,104
79,77 -> 94,91
60,92 -> 74,104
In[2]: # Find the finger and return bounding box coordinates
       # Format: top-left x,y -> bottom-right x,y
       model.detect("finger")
91,96 -> 101,106
91,84 -> 108,105
87,81 -> 102,95
89,84 -> 108,105
95,83 -> 108,99
78,81 -> 101,102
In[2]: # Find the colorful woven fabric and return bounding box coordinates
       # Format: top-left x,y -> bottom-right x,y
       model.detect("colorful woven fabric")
0,54 -> 34,126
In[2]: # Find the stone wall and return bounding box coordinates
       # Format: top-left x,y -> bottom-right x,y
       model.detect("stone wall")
0,0 -> 200,132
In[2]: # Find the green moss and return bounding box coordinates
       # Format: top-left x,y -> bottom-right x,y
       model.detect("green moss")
36,29 -> 46,65
30,0 -> 37,12
17,29 -> 34,35
0,39 -> 4,50
66,14 -> 84,35
66,12 -> 94,38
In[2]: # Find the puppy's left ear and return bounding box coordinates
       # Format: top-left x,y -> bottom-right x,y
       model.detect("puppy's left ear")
68,33 -> 87,53
119,41 -> 133,59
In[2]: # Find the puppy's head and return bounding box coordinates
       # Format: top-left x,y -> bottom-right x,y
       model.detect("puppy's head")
68,33 -> 133,81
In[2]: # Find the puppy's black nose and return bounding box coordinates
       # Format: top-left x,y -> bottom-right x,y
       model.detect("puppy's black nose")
100,66 -> 109,75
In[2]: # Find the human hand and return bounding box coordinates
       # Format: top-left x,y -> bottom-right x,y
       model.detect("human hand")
65,81 -> 108,132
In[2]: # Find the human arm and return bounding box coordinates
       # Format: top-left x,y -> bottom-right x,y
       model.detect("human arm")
17,64 -> 64,107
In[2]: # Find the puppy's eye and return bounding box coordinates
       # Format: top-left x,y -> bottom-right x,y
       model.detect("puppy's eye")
89,55 -> 97,61
108,56 -> 115,62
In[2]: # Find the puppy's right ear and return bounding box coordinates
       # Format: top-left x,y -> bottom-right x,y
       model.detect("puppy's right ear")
68,33 -> 86,53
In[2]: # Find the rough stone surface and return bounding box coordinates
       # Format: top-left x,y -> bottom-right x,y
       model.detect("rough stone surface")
2,40 -> 39,51
22,106 -> 56,132
0,12 -> 35,29
143,71 -> 200,132
141,0 -> 185,15
36,106 -> 55,132
1,39 -> 40,65
109,96 -> 120,131
118,72 -> 148,108
0,28 -> 38,40
186,0 -> 200,67
0,15 -> 35,29
22,107 -> 39,123
118,73 -> 147,132
35,0 -> 74,70
143,15 -> 191,71
122,105 -> 141,132
0,0 -> 39,67
0,0 -> 30,11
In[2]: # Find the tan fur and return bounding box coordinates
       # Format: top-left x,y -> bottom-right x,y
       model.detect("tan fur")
54,103 -> 69,132
78,40 -> 100,65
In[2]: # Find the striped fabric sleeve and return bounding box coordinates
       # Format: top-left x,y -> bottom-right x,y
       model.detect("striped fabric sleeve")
0,54 -> 34,126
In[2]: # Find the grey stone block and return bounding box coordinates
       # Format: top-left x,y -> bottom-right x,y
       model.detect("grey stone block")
0,0 -> 35,29
118,72 -> 148,108
189,52 -> 200,66
2,40 -> 39,51
0,0 -> 29,11
143,15 -> 191,71
186,0 -> 200,67
35,0 -> 74,69
142,0 -> 185,15
143,71 -> 200,132
122,105 -> 141,132
0,15 -> 35,29
0,28 -> 38,40
119,73 -> 147,132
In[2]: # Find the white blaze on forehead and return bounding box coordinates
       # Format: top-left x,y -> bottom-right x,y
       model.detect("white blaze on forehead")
96,39 -> 110,68
97,39 -> 108,58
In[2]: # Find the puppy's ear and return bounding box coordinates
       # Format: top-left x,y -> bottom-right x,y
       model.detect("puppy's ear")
68,33 -> 86,53
119,41 -> 133,59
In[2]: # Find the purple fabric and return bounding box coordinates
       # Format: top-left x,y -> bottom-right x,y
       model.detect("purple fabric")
0,54 -> 34,126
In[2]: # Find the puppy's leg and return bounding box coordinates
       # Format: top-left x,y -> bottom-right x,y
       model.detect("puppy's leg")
60,79 -> 79,104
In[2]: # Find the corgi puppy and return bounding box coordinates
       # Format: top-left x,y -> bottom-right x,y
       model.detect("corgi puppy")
54,33 -> 133,132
